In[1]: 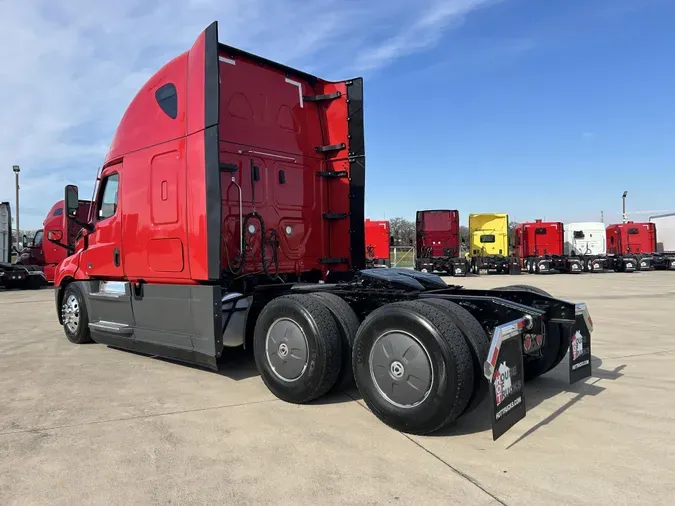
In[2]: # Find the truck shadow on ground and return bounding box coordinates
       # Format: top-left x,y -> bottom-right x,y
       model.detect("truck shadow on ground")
109,345 -> 261,381
429,356 -> 626,441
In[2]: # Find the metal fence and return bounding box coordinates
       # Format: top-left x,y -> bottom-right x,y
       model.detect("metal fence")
390,246 -> 415,268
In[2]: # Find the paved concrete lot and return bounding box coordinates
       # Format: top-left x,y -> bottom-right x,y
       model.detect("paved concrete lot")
1,272 -> 674,505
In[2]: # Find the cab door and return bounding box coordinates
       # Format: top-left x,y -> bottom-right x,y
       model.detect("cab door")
30,230 -> 45,265
81,166 -> 124,279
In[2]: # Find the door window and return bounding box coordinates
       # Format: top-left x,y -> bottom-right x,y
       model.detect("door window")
33,230 -> 43,246
97,174 -> 119,220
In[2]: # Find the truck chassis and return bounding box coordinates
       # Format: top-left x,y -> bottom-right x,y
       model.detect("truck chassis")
470,255 -> 521,275
636,253 -> 675,271
522,255 -> 583,274
416,255 -> 468,277
574,255 -> 638,273
0,263 -> 48,289
55,268 -> 592,440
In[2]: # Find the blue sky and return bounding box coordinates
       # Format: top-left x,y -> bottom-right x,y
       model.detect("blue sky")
1,0 -> 674,228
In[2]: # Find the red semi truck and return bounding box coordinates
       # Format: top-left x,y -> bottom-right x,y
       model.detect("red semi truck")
51,22 -> 593,439
15,200 -> 92,282
415,210 -> 467,276
514,220 -> 583,274
606,221 -> 675,271
364,219 -> 390,267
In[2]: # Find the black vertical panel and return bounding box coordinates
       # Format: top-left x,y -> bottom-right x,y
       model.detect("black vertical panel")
203,22 -> 221,280
489,336 -> 526,440
347,78 -> 366,270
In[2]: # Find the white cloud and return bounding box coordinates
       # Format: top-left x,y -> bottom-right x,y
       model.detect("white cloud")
0,0 -> 498,227
354,0 -> 498,71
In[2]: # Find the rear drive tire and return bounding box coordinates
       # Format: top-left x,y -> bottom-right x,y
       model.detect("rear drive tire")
418,298 -> 489,414
352,300 -> 474,435
61,282 -> 93,344
494,284 -> 568,381
309,292 -> 360,392
253,294 -> 342,404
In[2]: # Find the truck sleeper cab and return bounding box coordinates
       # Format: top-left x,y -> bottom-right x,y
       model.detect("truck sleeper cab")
14,200 -> 92,282
415,210 -> 467,277
514,220 -> 582,274
648,213 -> 675,270
606,221 -> 675,271
468,213 -> 519,275
364,219 -> 391,267
53,22 -> 594,440
564,222 -> 637,273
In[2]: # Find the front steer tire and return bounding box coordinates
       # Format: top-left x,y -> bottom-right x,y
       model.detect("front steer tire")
494,284 -> 568,381
253,294 -> 342,404
352,300 -> 474,435
61,282 -> 93,344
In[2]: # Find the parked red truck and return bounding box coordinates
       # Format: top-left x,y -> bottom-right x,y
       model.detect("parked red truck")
15,200 -> 92,282
606,221 -> 675,271
51,21 -> 593,440
364,219 -> 390,267
414,209 -> 467,276
514,220 -> 582,274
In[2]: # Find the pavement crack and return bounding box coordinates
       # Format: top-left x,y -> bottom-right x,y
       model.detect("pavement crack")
401,434 -> 509,506
343,392 -> 508,505
0,398 -> 279,437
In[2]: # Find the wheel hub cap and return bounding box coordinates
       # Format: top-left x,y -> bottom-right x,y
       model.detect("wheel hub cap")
62,294 -> 80,333
265,318 -> 309,382
390,360 -> 405,379
369,330 -> 433,408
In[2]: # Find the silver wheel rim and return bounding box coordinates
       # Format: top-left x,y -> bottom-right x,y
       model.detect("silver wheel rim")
265,317 -> 309,382
62,293 -> 80,333
369,330 -> 433,409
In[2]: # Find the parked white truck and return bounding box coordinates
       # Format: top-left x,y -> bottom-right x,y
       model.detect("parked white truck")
650,213 -> 675,253
564,222 -> 638,272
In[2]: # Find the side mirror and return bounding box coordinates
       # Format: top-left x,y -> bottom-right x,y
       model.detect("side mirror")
22,234 -> 28,247
65,185 -> 79,217
48,230 -> 63,242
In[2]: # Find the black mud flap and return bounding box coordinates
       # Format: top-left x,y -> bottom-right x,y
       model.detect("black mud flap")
623,257 -> 637,272
508,262 -> 522,275
489,335 -> 526,440
569,303 -> 593,384
484,317 -> 531,441
451,260 -> 467,277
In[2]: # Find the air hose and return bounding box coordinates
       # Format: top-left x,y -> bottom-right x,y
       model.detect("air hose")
222,212 -> 279,279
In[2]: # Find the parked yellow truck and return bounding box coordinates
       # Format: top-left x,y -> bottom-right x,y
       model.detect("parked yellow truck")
468,213 -> 520,274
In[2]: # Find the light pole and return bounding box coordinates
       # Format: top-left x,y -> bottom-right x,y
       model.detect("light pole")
12,165 -> 20,249
622,191 -> 628,224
